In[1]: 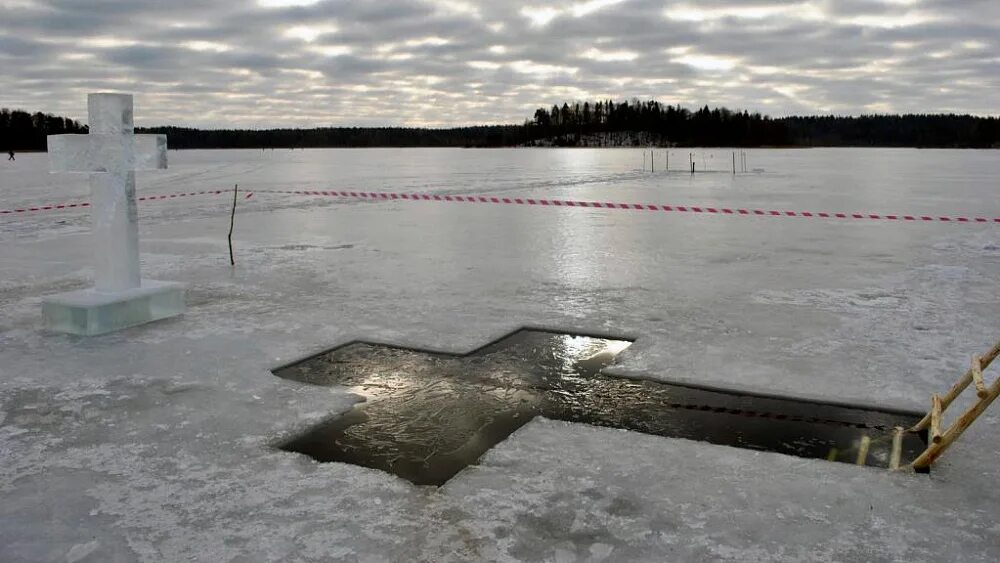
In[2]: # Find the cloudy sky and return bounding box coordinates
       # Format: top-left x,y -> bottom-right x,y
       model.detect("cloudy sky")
0,0 -> 997,128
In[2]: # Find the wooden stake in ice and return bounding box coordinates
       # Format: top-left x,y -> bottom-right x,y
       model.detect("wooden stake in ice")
48,93 -> 167,292
229,184 -> 238,266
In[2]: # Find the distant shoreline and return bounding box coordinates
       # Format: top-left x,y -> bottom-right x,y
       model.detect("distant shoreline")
5,102 -> 999,150
7,145 -> 998,154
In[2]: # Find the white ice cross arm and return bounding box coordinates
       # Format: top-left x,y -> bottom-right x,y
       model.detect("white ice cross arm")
48,133 -> 167,173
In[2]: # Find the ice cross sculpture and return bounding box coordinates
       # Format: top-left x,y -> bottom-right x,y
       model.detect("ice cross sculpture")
48,93 -> 167,292
42,93 -> 183,336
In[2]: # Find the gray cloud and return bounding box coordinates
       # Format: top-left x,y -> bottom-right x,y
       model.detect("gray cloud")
0,0 -> 996,127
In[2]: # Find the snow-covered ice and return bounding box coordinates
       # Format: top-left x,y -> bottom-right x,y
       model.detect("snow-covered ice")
2,148 -> 1000,561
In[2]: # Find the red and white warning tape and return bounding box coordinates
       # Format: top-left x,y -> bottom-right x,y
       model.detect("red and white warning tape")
0,189 -> 236,216
6,186 -> 997,225
265,189 -> 1000,225
0,201 -> 91,214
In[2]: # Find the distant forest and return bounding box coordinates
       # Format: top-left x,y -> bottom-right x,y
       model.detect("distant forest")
2,101 -> 998,151
526,100 -> 1000,148
137,125 -> 529,150
0,109 -> 88,151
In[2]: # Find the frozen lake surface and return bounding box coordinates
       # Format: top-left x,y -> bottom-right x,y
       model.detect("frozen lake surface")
2,148 -> 1000,561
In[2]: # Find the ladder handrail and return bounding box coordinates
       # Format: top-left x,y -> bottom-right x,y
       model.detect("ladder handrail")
910,341 -> 1000,432
908,340 -> 1000,471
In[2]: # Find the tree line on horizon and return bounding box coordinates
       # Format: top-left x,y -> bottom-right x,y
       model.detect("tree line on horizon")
0,109 -> 87,152
527,100 -> 1000,148
135,124 -> 530,150
2,101 -> 998,151
529,100 -> 788,146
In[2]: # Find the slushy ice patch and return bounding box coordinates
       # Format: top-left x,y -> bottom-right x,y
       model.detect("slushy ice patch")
274,330 -> 925,486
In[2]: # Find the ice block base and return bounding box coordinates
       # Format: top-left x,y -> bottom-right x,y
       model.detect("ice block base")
42,280 -> 185,335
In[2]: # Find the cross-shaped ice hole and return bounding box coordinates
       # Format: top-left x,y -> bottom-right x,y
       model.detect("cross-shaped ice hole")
274,330 -> 926,486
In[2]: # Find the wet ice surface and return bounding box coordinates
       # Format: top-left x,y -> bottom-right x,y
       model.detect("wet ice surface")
2,148 -> 1000,561
277,331 -> 923,486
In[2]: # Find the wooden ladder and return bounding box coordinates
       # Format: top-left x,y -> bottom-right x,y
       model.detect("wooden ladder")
902,341 -> 1000,471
